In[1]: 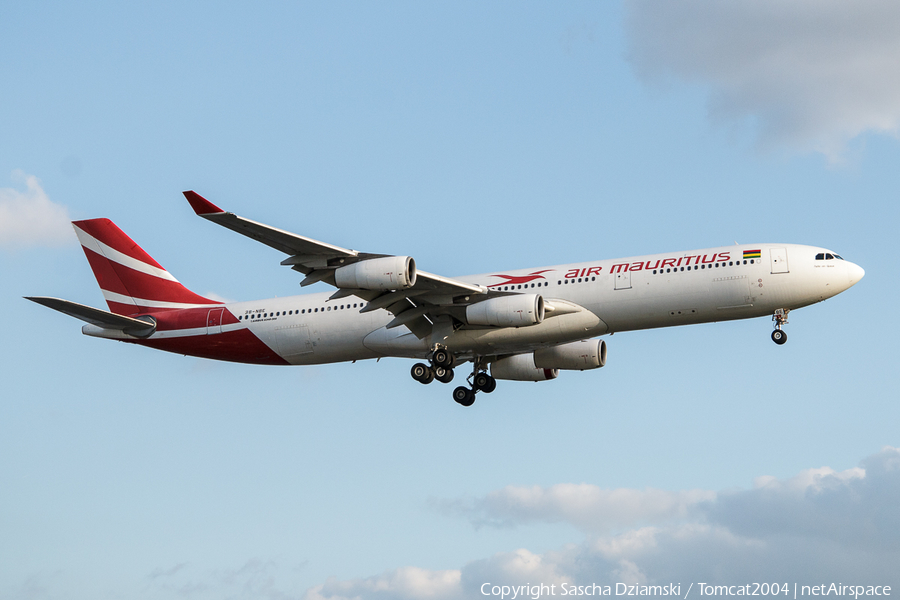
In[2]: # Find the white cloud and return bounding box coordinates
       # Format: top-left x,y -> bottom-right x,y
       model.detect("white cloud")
305,447 -> 900,599
305,567 -> 462,600
145,558 -> 306,600
435,484 -> 715,533
625,0 -> 900,160
0,170 -> 74,249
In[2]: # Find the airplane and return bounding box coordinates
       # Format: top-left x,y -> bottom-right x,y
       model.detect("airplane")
26,191 -> 865,406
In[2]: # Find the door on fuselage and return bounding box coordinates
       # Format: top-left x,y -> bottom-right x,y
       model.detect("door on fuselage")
615,269 -> 632,290
770,248 -> 789,274
207,307 -> 224,334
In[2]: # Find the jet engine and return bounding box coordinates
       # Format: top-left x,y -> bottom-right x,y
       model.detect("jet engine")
490,353 -> 558,381
466,294 -> 544,327
534,339 -> 607,370
334,256 -> 416,291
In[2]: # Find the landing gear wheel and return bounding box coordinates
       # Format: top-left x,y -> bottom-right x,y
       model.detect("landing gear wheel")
473,372 -> 496,393
434,367 -> 454,384
771,309 -> 790,345
432,349 -> 455,369
411,363 -> 434,384
452,386 -> 475,407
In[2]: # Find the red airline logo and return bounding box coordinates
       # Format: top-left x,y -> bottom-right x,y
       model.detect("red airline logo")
488,270 -> 554,287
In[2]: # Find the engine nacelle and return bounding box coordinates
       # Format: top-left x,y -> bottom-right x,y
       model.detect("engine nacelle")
334,256 -> 416,291
534,339 -> 607,370
466,294 -> 544,327
490,353 -> 558,381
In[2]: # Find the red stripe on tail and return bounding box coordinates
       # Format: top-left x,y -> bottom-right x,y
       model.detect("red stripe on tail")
74,218 -> 167,270
73,218 -> 221,315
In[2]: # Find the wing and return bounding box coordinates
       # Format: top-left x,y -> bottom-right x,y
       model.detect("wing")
184,192 -> 488,338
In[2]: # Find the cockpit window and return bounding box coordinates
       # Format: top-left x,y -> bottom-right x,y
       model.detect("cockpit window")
834,254 -> 844,260
826,253 -> 834,260
815,253 -> 825,260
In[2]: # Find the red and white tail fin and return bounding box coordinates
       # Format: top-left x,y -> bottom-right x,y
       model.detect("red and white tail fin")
72,218 -> 221,315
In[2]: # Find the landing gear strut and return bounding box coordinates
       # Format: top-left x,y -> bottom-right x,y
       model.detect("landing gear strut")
771,308 -> 789,345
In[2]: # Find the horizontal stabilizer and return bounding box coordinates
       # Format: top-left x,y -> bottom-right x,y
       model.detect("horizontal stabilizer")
25,297 -> 157,337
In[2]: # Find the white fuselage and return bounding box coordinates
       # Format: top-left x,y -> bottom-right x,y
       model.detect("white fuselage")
209,243 -> 863,365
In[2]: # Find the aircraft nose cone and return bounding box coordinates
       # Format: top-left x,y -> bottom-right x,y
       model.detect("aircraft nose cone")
847,262 -> 865,287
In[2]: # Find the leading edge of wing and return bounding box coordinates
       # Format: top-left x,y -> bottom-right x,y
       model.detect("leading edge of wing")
183,191 -> 486,299
183,191 -> 358,260
415,270 -> 486,296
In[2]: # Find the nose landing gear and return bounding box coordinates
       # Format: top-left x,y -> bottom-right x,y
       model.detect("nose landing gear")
771,308 -> 789,345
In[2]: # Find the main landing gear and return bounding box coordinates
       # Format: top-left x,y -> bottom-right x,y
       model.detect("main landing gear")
451,360 -> 496,407
771,308 -> 790,345
411,347 -> 457,386
410,348 -> 496,407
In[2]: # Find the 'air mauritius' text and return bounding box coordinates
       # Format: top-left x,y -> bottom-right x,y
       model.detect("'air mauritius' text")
611,252 -> 733,273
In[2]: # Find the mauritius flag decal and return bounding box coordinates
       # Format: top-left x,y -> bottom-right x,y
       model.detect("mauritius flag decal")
743,249 -> 762,259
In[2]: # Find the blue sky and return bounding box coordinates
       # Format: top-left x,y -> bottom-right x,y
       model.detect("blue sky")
2,2 -> 899,598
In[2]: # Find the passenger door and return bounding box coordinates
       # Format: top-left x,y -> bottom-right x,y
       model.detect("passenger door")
770,248 -> 789,274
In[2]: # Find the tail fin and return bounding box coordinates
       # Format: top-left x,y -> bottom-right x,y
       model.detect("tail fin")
72,218 -> 221,315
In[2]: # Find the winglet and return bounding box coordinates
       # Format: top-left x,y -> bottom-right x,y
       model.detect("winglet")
183,191 -> 225,215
